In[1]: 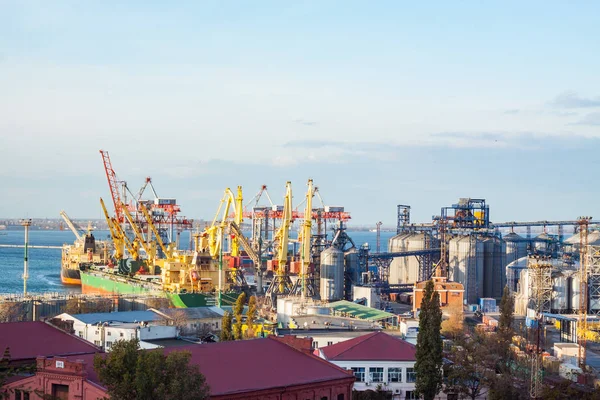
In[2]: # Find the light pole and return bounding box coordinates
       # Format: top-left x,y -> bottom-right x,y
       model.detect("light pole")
20,219 -> 32,296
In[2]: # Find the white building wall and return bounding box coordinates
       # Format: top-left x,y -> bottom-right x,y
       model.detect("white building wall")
326,360 -> 418,399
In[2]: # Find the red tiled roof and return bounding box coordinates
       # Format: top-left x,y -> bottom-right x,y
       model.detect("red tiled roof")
319,331 -> 416,361
76,338 -> 353,397
0,322 -> 100,362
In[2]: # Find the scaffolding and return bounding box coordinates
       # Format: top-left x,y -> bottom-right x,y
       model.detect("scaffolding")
587,244 -> 600,315
528,256 -> 553,314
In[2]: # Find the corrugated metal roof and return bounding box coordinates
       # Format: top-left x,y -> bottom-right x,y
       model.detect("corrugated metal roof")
328,300 -> 396,321
69,310 -> 161,325
155,306 -> 224,320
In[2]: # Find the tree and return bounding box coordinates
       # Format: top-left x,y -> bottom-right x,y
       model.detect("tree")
414,280 -> 443,400
219,311 -> 233,342
441,303 -> 464,339
0,302 -> 26,323
246,296 -> 257,338
94,339 -> 209,400
446,332 -> 494,400
1,347 -> 34,400
498,285 -> 514,337
232,292 -> 246,340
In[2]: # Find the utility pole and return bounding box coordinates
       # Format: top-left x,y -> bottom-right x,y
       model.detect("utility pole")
20,219 -> 32,296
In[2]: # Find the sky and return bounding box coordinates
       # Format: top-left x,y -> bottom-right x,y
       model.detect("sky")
1,1 -> 600,226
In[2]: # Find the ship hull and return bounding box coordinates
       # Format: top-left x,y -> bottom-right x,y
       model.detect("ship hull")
80,271 -> 240,308
61,267 -> 81,285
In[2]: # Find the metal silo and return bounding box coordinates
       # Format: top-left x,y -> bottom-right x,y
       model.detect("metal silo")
506,256 -> 528,293
535,232 -> 551,252
344,248 -> 360,285
448,235 -> 484,305
552,271 -> 569,313
504,232 -> 528,266
389,232 -> 438,284
320,247 -> 345,301
482,236 -> 506,298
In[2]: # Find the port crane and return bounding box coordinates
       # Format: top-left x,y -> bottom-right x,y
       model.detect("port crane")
59,210 -> 85,241
291,179 -> 317,299
266,181 -> 294,306
100,198 -> 139,262
121,202 -> 160,274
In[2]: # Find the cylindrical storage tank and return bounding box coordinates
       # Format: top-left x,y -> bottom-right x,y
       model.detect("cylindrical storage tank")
571,273 -> 581,313
449,235 -> 484,305
535,233 -> 551,252
504,232 -> 528,267
320,247 -> 345,301
552,272 -> 568,313
506,256 -> 528,293
389,232 -> 438,284
344,248 -> 360,285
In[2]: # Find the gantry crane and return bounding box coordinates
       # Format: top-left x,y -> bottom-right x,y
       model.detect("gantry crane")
266,181 -> 294,305
100,150 -> 125,223
121,202 -> 161,274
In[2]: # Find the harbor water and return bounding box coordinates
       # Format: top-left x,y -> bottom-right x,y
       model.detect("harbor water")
0,229 -> 396,294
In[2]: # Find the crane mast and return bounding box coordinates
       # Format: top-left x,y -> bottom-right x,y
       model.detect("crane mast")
139,203 -> 172,259
266,182 -> 294,306
300,180 -> 314,299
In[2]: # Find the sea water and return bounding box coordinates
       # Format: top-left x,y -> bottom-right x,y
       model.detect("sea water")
0,229 -> 396,294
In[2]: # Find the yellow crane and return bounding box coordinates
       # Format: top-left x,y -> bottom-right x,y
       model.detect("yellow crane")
139,203 -> 173,259
201,186 -> 243,258
100,198 -> 138,261
299,179 -> 314,299
121,202 -> 159,274
266,181 -> 294,304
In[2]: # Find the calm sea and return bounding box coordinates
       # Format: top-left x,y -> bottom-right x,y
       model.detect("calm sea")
0,229 -> 396,294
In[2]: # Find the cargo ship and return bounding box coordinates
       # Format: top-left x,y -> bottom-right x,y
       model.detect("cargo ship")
61,232 -> 112,285
79,252 -> 243,307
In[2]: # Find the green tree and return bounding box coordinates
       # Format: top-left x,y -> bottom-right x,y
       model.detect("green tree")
232,292 -> 246,340
246,295 -> 257,338
414,280 -> 443,400
94,339 -> 209,400
219,311 -> 233,342
446,332 -> 494,400
498,285 -> 514,337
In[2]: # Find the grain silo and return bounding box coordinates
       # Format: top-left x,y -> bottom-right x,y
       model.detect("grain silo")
344,247 -> 360,285
504,232 -> 528,266
389,232 -> 438,284
448,235 -> 484,305
482,236 -> 506,298
319,247 -> 345,301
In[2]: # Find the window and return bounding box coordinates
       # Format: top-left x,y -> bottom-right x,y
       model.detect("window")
107,331 -> 111,336
51,384 -> 69,400
120,332 -> 124,337
327,341 -> 333,346
78,331 -> 83,337
216,322 -> 219,329
369,367 -> 384,382
351,367 -> 365,382
23,392 -> 30,400
130,333 -> 135,339
14,390 -> 22,400
337,395 -> 345,400
95,330 -> 99,335
406,368 -> 416,383
94,340 -> 101,346
388,367 -> 402,382
106,341 -> 113,349
405,391 -> 417,400
313,341 -> 319,349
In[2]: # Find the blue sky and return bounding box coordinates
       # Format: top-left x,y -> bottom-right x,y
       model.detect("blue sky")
1,1 -> 599,225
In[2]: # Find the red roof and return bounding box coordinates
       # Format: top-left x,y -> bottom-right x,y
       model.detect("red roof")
74,338 -> 352,397
318,331 -> 416,361
0,322 -> 100,362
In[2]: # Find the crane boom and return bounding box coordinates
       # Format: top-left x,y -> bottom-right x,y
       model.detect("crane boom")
231,186 -> 244,257
229,221 -> 260,267
100,198 -> 137,260
59,210 -> 83,241
121,203 -> 153,258
139,203 -> 171,259
100,150 -> 124,223
275,182 -> 293,273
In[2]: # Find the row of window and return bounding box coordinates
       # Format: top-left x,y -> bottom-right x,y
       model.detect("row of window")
350,367 -> 416,383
